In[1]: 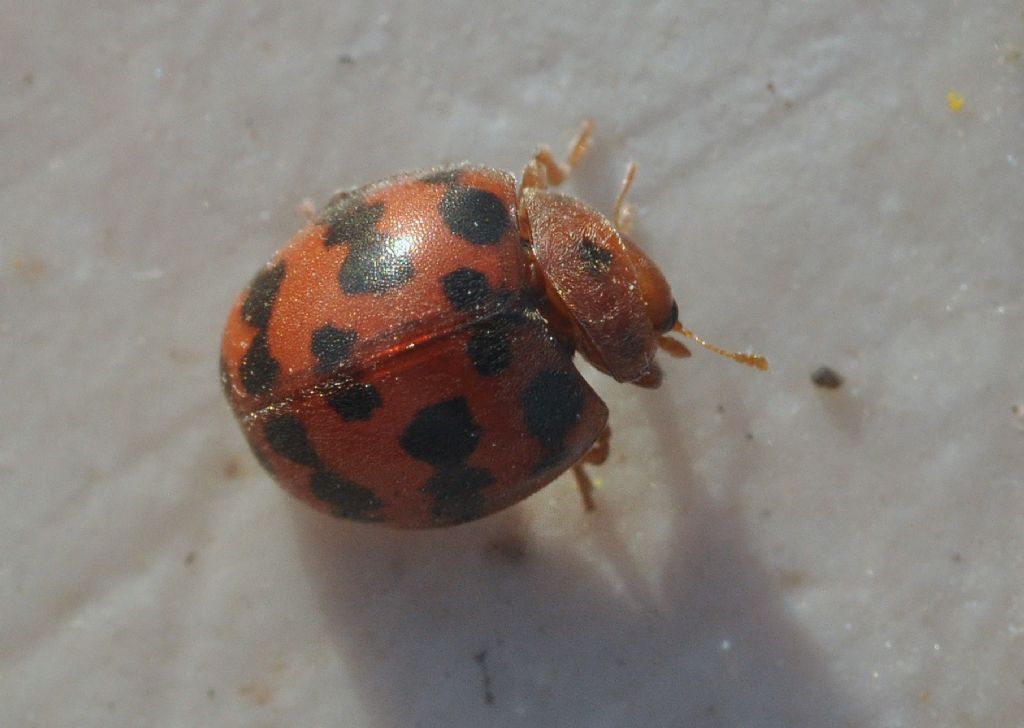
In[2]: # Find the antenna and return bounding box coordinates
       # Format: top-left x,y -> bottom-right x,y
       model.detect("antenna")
661,321 -> 768,370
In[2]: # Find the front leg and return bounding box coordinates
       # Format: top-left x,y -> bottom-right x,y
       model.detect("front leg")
521,120 -> 593,192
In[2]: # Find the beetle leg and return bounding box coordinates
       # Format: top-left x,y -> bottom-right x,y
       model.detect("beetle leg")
521,120 -> 593,191
613,162 -> 637,232
571,424 -> 611,511
565,119 -> 594,171
657,335 -> 692,359
300,198 -> 317,222
632,362 -> 664,389
521,157 -> 551,191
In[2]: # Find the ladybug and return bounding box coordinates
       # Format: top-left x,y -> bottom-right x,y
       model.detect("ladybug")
220,122 -> 765,528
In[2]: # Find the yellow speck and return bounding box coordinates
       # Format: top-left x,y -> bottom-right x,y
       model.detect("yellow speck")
946,90 -> 965,112
11,255 -> 48,280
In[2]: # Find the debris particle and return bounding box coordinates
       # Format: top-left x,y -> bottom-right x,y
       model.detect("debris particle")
238,680 -> 272,706
946,90 -> 965,112
223,457 -> 243,479
811,366 -> 844,390
11,255 -> 48,280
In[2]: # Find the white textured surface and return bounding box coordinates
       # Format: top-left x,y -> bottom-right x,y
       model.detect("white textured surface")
2,2 -> 1022,726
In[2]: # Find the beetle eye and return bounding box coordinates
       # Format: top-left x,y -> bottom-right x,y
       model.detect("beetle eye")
657,300 -> 679,334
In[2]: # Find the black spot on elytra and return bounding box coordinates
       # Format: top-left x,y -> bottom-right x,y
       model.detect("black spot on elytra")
263,414 -> 383,520
247,438 -> 276,475
400,397 -> 481,467
240,331 -> 280,396
328,381 -> 382,421
423,466 -> 495,523
466,315 -> 517,376
439,186 -> 509,245
522,369 -> 586,467
322,198 -> 415,295
264,415 -> 322,468
419,168 -> 464,186
311,325 -> 358,373
339,241 -> 415,294
400,397 -> 495,523
317,189 -> 358,219
442,267 -> 492,311
309,470 -> 383,521
238,261 -> 286,396
242,261 -> 286,329
323,200 -> 383,248
578,237 -> 613,274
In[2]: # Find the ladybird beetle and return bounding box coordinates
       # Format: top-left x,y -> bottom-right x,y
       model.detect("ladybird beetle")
220,122 -> 765,528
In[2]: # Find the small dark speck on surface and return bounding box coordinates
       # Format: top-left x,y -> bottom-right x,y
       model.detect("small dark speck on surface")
474,650 -> 495,705
483,534 -> 527,565
811,366 -> 844,390
184,551 -> 197,566
338,53 -> 355,65
243,117 -> 258,141
776,568 -> 809,590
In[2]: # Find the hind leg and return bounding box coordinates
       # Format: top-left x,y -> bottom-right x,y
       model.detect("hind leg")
571,424 -> 611,512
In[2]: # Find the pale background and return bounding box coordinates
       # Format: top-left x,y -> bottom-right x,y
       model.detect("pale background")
2,2 -> 1022,726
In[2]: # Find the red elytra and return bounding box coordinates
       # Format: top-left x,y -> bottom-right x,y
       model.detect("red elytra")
220,122 -> 765,528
